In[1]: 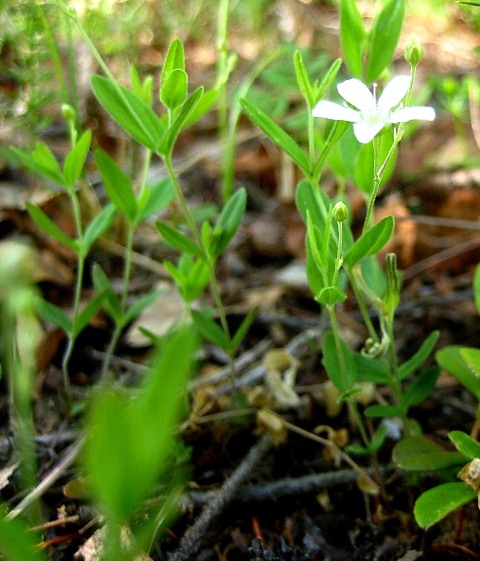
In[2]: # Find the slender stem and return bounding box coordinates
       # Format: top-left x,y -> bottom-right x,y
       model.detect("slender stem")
307,110 -> 315,167
164,155 -> 238,394
164,156 -> 201,245
347,267 -> 379,344
217,0 -> 231,203
327,306 -> 370,448
62,191 -> 85,400
36,3 -> 68,107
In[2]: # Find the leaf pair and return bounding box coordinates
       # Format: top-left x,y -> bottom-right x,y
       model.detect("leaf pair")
83,325 -> 196,522
95,150 -> 174,225
191,307 -> 256,356
156,187 -> 247,262
340,0 -> 405,82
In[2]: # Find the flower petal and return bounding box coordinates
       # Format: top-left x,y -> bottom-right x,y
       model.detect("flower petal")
377,76 -> 411,112
312,100 -> 359,122
353,121 -> 385,144
337,79 -> 375,112
388,106 -> 436,123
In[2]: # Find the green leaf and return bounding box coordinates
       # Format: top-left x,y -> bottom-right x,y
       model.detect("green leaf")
294,50 -> 314,108
401,366 -> 439,410
474,264 -> 480,315
157,87 -> 204,156
364,404 -> 403,418
179,256 -> 211,302
414,482 -> 476,529
354,353 -> 389,384
460,347 -> 480,378
26,202 -> 78,252
160,68 -> 188,110
74,290 -> 107,336
313,58 -> 342,104
137,178 -> 175,222
365,0 -> 405,83
11,143 -> 65,186
210,187 -> 247,257
0,505 -> 47,561
156,222 -> 204,258
84,325 -> 196,521
91,75 -> 165,151
340,0 -> 367,79
231,307 -> 257,354
295,180 -> 332,231
315,286 -> 347,307
81,204 -> 116,256
63,130 -> 92,187
191,309 -> 229,350
95,150 -> 138,222
369,423 -> 388,453
240,98 -> 310,175
130,66 -> 153,105
92,263 -> 123,324
161,38 -> 185,86
124,288 -> 163,325
322,331 -> 356,392
36,297 -> 73,334
344,216 -> 394,266
392,435 -> 467,471
398,330 -> 440,380
436,346 -> 480,400
449,430 -> 480,459
182,86 -> 220,128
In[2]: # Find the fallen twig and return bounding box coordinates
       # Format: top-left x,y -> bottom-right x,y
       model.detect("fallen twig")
184,465 -> 393,508
169,434 -> 272,561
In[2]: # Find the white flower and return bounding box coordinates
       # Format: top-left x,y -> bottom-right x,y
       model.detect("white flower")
312,76 -> 435,144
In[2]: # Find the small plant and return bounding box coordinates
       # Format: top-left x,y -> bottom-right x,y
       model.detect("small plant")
393,264 -> 480,528
10,116 -> 115,402
242,0 -> 438,462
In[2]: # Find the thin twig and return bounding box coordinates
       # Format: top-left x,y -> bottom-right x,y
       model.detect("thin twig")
169,434 -> 272,561
6,435 -> 85,521
184,465 -> 393,508
0,430 -> 78,460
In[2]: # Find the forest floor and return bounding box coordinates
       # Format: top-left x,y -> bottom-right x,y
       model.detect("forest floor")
1,1 -> 480,560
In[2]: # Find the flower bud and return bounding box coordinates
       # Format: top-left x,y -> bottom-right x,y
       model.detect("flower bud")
384,252 -> 402,315
333,201 -> 348,223
61,104 -> 76,124
404,35 -> 424,69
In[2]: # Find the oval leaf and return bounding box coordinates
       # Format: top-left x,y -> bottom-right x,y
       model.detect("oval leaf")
366,0 -> 405,83
449,431 -> 480,460
156,222 -> 204,258
393,435 -> 467,471
95,150 -> 137,221
343,216 -> 394,266
160,68 -> 188,110
414,482 -> 476,529
340,0 -> 367,79
63,130 -> 92,187
92,75 -> 165,151
436,346 -> 480,400
240,98 -> 310,175
26,202 -> 77,252
398,330 -> 440,380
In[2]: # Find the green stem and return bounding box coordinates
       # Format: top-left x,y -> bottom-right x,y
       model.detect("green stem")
347,267 -> 380,344
164,156 -> 238,392
62,191 -> 85,401
217,0 -> 231,203
327,305 -> 370,448
36,2 -> 68,106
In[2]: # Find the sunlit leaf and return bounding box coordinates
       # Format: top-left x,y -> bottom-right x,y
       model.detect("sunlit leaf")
414,482 -> 476,529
